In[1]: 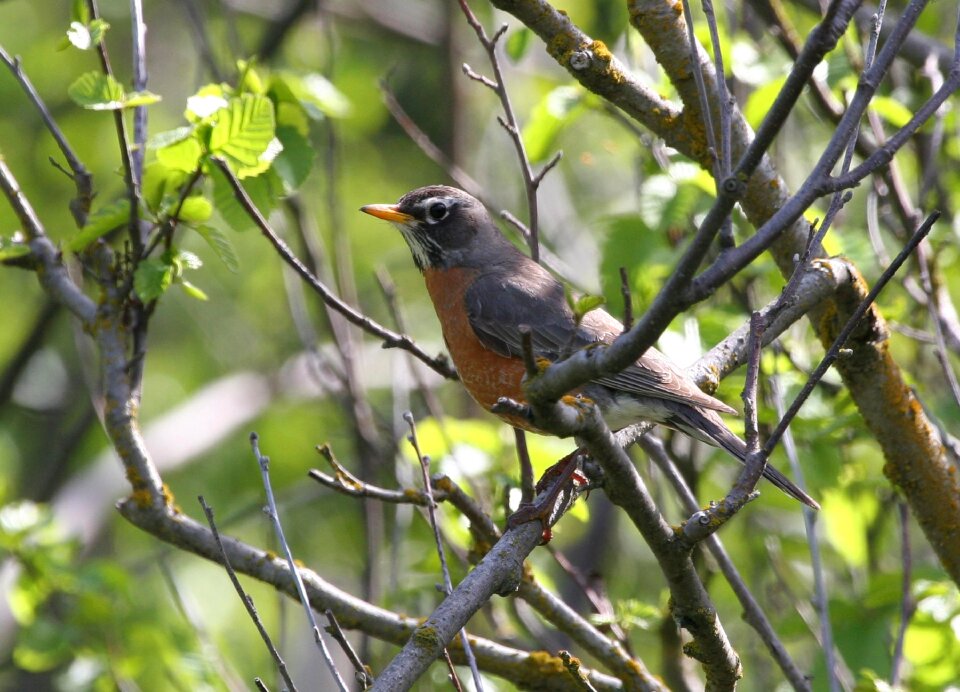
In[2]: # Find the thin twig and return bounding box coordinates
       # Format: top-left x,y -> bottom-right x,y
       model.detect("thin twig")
680,313 -> 765,542
618,267 -> 633,332
641,436 -> 811,690
0,46 -> 93,225
403,413 -> 484,691
198,496 -> 299,692
765,211 -> 939,454
890,501 -> 916,686
457,0 -> 560,262
249,433 -> 349,692
379,80 -> 484,197
210,157 -> 456,379
514,428 -> 536,505
769,370 -> 840,692
87,0 -> 143,254
324,610 -> 373,689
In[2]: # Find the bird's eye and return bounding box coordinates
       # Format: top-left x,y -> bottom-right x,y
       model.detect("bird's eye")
427,202 -> 448,222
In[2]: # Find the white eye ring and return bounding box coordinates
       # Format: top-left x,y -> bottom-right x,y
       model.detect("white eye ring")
426,200 -> 449,223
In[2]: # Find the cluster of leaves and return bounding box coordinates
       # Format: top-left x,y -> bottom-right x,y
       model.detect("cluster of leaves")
0,502 -> 218,689
61,4 -> 348,305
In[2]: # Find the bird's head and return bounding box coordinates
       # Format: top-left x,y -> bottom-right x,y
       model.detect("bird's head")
361,186 -> 502,271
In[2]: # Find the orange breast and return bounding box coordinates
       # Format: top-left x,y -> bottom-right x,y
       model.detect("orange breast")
423,267 -> 535,430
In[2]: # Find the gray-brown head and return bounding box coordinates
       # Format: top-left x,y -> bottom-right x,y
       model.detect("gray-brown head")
360,185 -> 515,271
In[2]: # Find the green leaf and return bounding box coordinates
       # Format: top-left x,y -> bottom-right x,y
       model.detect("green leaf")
194,225 -> 240,273
209,94 -> 277,177
186,91 -> 229,120
869,95 -> 913,129
506,27 -> 532,62
743,76 -> 786,130
275,72 -> 351,120
573,294 -> 606,318
179,280 -> 208,301
522,86 -> 582,163
209,163 -> 281,231
177,196 -> 213,223
124,90 -> 161,108
141,162 -> 188,213
65,19 -> 109,50
176,250 -> 203,270
272,125 -> 315,191
0,237 -> 31,262
68,199 -> 132,252
68,72 -> 125,110
134,258 -> 174,302
156,134 -> 203,173
148,125 -> 195,150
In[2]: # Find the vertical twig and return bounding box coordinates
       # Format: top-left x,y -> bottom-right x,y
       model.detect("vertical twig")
770,372 -> 840,692
249,433 -> 349,692
891,501 -> 916,687
403,413 -> 484,691
457,0 -> 563,262
198,496 -> 299,692
764,212 -> 939,455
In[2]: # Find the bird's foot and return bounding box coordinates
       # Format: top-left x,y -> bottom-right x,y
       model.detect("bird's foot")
507,449 -> 588,543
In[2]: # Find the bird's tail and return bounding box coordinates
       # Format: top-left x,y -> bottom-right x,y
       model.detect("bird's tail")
670,406 -> 820,510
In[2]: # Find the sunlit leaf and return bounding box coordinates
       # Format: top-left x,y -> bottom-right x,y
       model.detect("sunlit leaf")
68,199 -> 132,251
65,19 -> 109,50
522,86 -> 582,163
177,196 -> 212,223
209,94 -> 276,177
506,27 -> 532,62
179,280 -> 208,301
0,237 -> 31,262
869,95 -> 913,129
156,134 -> 203,173
743,76 -> 786,130
194,224 -> 240,272
67,72 -> 125,110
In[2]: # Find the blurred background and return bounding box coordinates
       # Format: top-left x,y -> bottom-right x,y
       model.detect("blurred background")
1,0 -> 960,689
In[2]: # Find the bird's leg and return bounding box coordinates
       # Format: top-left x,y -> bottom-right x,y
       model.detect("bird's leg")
507,448 -> 589,543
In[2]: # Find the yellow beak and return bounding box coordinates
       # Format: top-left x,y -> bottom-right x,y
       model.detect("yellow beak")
360,204 -> 414,224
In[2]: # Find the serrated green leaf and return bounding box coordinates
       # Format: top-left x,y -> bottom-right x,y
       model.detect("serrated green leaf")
0,238 -> 31,261
506,27 -> 532,62
522,86 -> 582,163
134,258 -> 174,302
68,72 -> 125,110
177,196 -> 213,223
209,94 -> 276,177
148,125 -> 195,150
68,199 -> 132,251
179,280 -> 208,301
574,294 -> 605,318
186,92 -> 228,120
194,224 -> 240,272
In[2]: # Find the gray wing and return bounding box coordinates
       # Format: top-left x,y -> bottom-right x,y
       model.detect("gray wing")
464,271 -> 736,414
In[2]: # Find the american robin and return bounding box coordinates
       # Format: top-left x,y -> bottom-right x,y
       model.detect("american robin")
361,185 -> 818,510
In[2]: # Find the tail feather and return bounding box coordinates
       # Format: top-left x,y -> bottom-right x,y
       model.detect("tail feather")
670,405 -> 820,510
